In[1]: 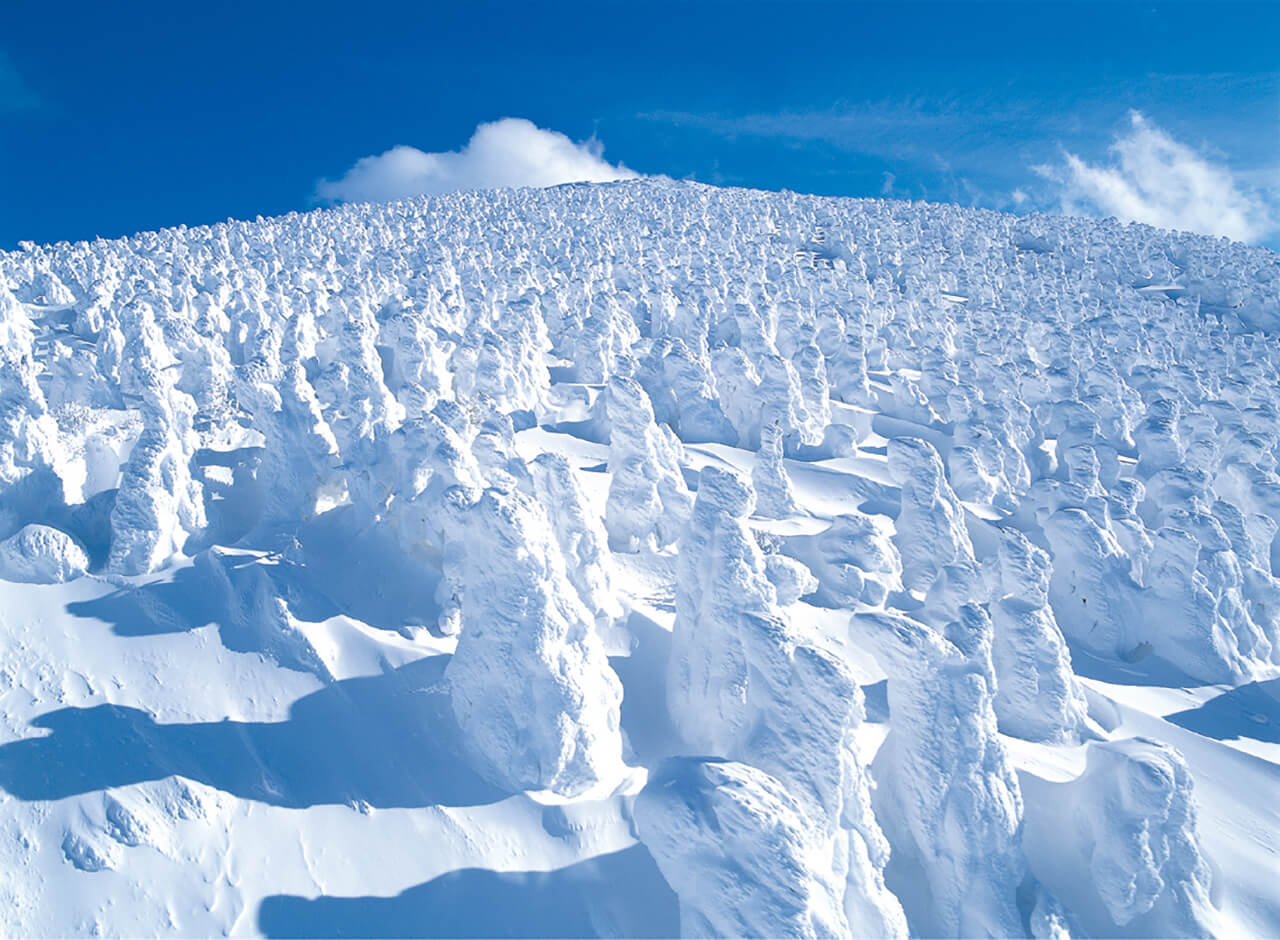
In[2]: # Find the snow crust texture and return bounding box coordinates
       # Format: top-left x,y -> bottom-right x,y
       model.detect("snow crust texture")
1,179 -> 1278,939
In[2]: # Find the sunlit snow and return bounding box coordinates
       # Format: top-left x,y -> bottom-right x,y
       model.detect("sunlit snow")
1,179 -> 1278,938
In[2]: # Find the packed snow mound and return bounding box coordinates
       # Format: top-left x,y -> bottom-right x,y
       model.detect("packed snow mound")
0,523 -> 89,583
1,178 -> 1279,938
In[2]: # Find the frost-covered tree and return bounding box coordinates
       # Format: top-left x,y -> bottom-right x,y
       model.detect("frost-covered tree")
235,357 -> 339,531
107,299 -> 206,574
442,486 -> 626,796
752,419 -> 799,519
1022,738 -> 1220,938
989,527 -> 1090,742
634,758 -> 850,940
527,452 -> 623,633
854,606 -> 1025,938
887,436 -> 975,591
604,375 -> 692,552
666,466 -> 906,938
0,285 -> 62,517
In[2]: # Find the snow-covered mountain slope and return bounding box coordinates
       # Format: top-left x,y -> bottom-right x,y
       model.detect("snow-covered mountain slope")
1,179 -> 1279,938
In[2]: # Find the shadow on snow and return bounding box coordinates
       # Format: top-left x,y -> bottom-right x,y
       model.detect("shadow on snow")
257,844 -> 679,939
0,655 -> 504,809
66,503 -> 444,644
1166,677 -> 1280,745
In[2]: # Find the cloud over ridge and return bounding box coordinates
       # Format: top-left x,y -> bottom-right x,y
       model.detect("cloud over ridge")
316,118 -> 638,205
1038,111 -> 1275,244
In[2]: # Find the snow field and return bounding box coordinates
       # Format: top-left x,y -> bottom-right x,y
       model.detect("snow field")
0,179 -> 1278,937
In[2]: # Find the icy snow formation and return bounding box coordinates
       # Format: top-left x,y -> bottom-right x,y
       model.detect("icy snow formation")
0,523 -> 89,583
1,179 -> 1278,938
1023,737 -> 1219,938
442,485 -> 626,797
854,607 -> 1026,939
635,758 -> 848,939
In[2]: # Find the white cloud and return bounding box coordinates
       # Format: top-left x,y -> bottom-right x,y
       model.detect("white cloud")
315,118 -> 638,204
1038,111 -> 1275,244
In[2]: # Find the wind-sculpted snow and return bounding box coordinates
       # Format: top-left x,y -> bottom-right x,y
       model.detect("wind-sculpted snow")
634,758 -> 848,939
441,485 -> 626,797
785,510 -> 903,607
1022,738 -> 1219,938
0,523 -> 89,583
0,179 -> 1277,938
853,608 -> 1026,938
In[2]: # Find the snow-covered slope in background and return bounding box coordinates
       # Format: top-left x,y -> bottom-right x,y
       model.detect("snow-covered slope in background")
1,179 -> 1278,938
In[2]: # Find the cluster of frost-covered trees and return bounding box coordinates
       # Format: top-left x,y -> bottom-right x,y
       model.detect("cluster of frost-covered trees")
2,178 -> 1277,938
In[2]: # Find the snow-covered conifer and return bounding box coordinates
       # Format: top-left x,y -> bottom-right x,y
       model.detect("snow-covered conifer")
853,606 -> 1025,939
887,436 -> 975,591
604,375 -> 691,551
753,419 -> 799,519
443,486 -> 626,796
1022,738 -> 1220,938
989,527 -> 1090,742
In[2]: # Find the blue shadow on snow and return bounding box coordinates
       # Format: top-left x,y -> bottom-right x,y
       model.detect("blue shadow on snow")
66,506 -> 444,642
1166,678 -> 1280,745
0,655 -> 504,809
257,844 -> 680,939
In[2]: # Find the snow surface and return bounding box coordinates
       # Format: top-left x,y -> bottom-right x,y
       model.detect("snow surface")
1,178 -> 1279,938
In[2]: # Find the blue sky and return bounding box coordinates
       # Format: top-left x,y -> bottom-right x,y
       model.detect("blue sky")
1,1 -> 1277,249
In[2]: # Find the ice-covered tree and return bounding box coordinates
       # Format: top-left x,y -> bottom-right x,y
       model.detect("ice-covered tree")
1022,738 -> 1220,938
442,486 -> 626,796
853,606 -> 1025,938
634,758 -> 850,940
604,375 -> 692,552
666,466 -> 906,937
752,419 -> 799,519
989,527 -> 1090,742
887,436 -> 975,591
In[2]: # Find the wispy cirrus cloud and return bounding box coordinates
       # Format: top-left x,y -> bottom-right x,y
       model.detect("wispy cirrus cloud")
1035,111 -> 1276,244
315,118 -> 638,205
639,97 -> 1018,160
638,96 -> 1058,211
0,51 -> 40,114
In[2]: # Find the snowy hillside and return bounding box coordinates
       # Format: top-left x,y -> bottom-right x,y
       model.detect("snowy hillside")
1,179 -> 1278,938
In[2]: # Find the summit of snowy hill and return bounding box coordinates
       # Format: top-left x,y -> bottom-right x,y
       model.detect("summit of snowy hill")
1,179 -> 1279,939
